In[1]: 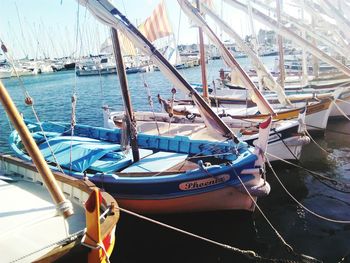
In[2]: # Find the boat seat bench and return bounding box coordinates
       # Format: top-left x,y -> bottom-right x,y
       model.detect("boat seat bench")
121,151 -> 188,173
90,148 -> 153,173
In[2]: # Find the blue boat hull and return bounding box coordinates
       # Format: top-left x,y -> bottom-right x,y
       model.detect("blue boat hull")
9,120 -> 270,213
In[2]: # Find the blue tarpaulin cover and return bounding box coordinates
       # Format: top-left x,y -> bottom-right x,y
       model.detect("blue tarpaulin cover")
39,136 -> 120,172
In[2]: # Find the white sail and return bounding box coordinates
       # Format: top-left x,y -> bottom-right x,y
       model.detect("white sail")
200,2 -> 291,107
225,0 -> 350,78
77,0 -> 236,139
251,0 -> 350,58
177,0 -> 275,115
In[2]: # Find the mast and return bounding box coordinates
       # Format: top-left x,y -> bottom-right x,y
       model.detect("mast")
225,0 -> 350,77
0,81 -> 73,218
196,0 -> 209,101
78,0 -> 237,139
276,0 -> 285,88
178,0 -> 275,114
318,0 -> 350,44
252,0 -> 350,57
300,2 -> 308,86
110,28 -> 140,162
199,1 -> 290,107
247,0 -> 263,91
311,15 -> 319,78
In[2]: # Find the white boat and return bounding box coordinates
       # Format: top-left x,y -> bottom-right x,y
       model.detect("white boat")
0,154 -> 119,262
0,67 -> 12,79
103,107 -> 310,161
0,80 -> 119,262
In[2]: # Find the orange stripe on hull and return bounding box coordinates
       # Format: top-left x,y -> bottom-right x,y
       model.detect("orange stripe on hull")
116,187 -> 256,214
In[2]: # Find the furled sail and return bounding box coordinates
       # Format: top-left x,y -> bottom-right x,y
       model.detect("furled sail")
200,2 -> 291,107
77,0 -> 237,140
177,0 -> 275,115
225,0 -> 350,78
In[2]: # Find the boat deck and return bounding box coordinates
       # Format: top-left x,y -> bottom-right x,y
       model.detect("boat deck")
0,174 -> 86,262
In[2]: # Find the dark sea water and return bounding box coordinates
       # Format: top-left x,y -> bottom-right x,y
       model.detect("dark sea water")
1,58 -> 349,263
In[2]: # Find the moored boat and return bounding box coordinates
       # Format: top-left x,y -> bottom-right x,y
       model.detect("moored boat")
0,80 -> 119,263
103,106 -> 310,161
10,119 -> 272,213
0,154 -> 119,263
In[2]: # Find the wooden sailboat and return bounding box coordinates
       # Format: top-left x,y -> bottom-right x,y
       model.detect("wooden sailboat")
10,0 -> 272,214
103,0 -> 310,161
0,80 -> 119,262
156,0 -> 348,131
217,0 -> 350,118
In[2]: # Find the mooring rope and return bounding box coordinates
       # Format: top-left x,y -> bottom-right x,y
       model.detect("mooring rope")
233,169 -> 321,263
266,152 -> 350,194
10,205 -> 113,263
306,124 -> 350,136
266,156 -> 350,224
304,128 -> 332,155
332,100 -> 350,121
117,207 -> 288,262
9,229 -> 85,263
335,97 -> 350,105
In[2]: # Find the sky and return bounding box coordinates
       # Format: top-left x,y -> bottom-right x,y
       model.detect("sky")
0,0 -> 277,59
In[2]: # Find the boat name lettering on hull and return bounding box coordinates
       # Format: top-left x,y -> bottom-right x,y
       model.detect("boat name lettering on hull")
179,175 -> 230,190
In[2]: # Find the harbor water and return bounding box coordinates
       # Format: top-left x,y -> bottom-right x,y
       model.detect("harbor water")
1,58 -> 349,263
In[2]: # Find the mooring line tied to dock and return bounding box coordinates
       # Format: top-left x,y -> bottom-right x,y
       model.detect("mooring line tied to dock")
117,206 -> 320,263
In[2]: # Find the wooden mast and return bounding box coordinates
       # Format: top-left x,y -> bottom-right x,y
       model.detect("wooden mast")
276,0 -> 285,88
311,15 -> 319,78
300,2 -> 308,86
110,28 -> 140,162
196,0 -> 209,101
0,81 -> 73,218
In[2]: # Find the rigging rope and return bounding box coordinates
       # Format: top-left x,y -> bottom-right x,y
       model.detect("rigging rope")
141,74 -> 161,135
1,40 -> 66,174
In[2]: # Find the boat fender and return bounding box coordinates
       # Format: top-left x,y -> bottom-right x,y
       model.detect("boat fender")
197,160 -> 211,172
237,181 -> 271,197
285,136 -> 310,146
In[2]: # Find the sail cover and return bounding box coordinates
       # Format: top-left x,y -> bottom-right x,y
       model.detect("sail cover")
177,0 -> 275,115
39,136 -> 120,173
77,0 -> 236,139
